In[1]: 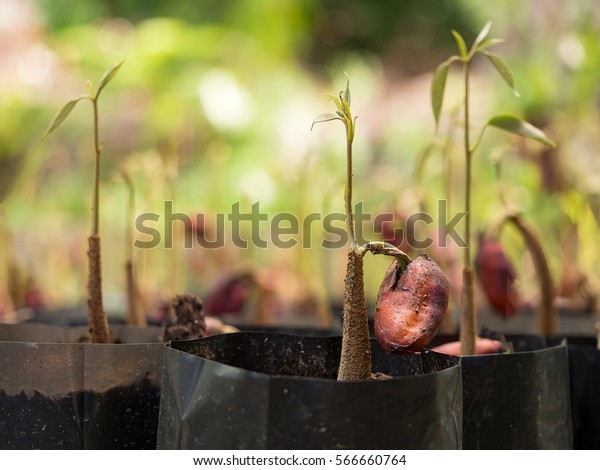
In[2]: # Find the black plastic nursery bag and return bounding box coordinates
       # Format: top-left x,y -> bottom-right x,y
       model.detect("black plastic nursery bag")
460,335 -> 573,449
0,323 -> 164,449
157,331 -> 463,450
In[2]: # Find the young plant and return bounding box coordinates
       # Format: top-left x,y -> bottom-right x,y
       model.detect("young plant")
113,168 -> 146,327
43,61 -> 125,343
313,77 -> 449,381
432,23 -> 555,354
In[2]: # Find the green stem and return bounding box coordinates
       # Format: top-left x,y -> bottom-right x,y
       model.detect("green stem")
92,98 -> 101,236
463,61 -> 472,272
345,136 -> 356,246
460,59 -> 476,355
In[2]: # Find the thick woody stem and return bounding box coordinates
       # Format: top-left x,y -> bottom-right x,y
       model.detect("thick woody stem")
338,248 -> 371,381
87,235 -> 110,343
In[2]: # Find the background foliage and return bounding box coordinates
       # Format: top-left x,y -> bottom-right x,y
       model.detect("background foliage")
1,0 -> 599,326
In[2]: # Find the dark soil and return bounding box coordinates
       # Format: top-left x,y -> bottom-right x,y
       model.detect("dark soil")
0,376 -> 160,450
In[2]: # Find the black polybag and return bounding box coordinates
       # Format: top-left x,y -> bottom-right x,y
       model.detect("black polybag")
0,323 -> 164,449
547,336 -> 600,449
430,334 -> 573,449
157,332 -> 463,449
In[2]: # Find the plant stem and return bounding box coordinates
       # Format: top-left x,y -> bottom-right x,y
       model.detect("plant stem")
338,248 -> 371,381
359,241 -> 412,269
87,97 -> 110,343
92,99 -> 101,236
345,137 -> 356,247
122,170 -> 146,327
507,214 -> 556,335
338,113 -> 371,381
88,235 -> 110,342
460,60 -> 476,355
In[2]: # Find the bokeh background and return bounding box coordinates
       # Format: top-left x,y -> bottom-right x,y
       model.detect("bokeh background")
1,0 -> 599,329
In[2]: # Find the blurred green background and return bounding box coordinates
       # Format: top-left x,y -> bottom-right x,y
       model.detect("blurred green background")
1,0 -> 599,326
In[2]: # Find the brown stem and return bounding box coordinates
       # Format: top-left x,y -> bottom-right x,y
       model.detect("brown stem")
87,235 -> 110,342
338,248 -> 371,381
460,266 -> 476,354
126,260 -> 146,327
506,214 -> 556,335
360,241 -> 412,270
120,169 -> 145,327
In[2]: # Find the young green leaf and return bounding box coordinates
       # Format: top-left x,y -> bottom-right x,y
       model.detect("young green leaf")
451,30 -> 468,60
476,38 -> 504,52
311,113 -> 342,130
343,73 -> 351,105
487,114 -> 556,147
42,96 -> 88,140
97,59 -> 125,96
327,94 -> 344,115
470,21 -> 492,56
431,57 -> 459,129
481,51 -> 520,97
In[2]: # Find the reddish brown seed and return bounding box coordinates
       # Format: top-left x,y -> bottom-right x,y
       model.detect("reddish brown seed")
204,273 -> 253,316
474,236 -> 520,318
375,254 -> 450,353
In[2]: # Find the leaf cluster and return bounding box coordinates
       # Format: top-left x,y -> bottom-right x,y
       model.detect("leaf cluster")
311,74 -> 357,143
431,22 -> 555,148
42,60 -> 125,140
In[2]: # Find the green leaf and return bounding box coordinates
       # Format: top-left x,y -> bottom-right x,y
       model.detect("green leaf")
311,113 -> 342,130
470,21 -> 492,56
42,96 -> 88,140
482,51 -> 520,97
431,57 -> 459,129
327,94 -> 344,114
487,115 -> 556,147
451,30 -> 468,60
97,59 -> 125,96
477,38 -> 504,52
343,72 -> 351,105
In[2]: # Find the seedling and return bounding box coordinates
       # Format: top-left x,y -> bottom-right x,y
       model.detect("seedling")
432,23 -> 555,354
43,61 -> 124,343
111,168 -> 146,327
313,77 -> 448,381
